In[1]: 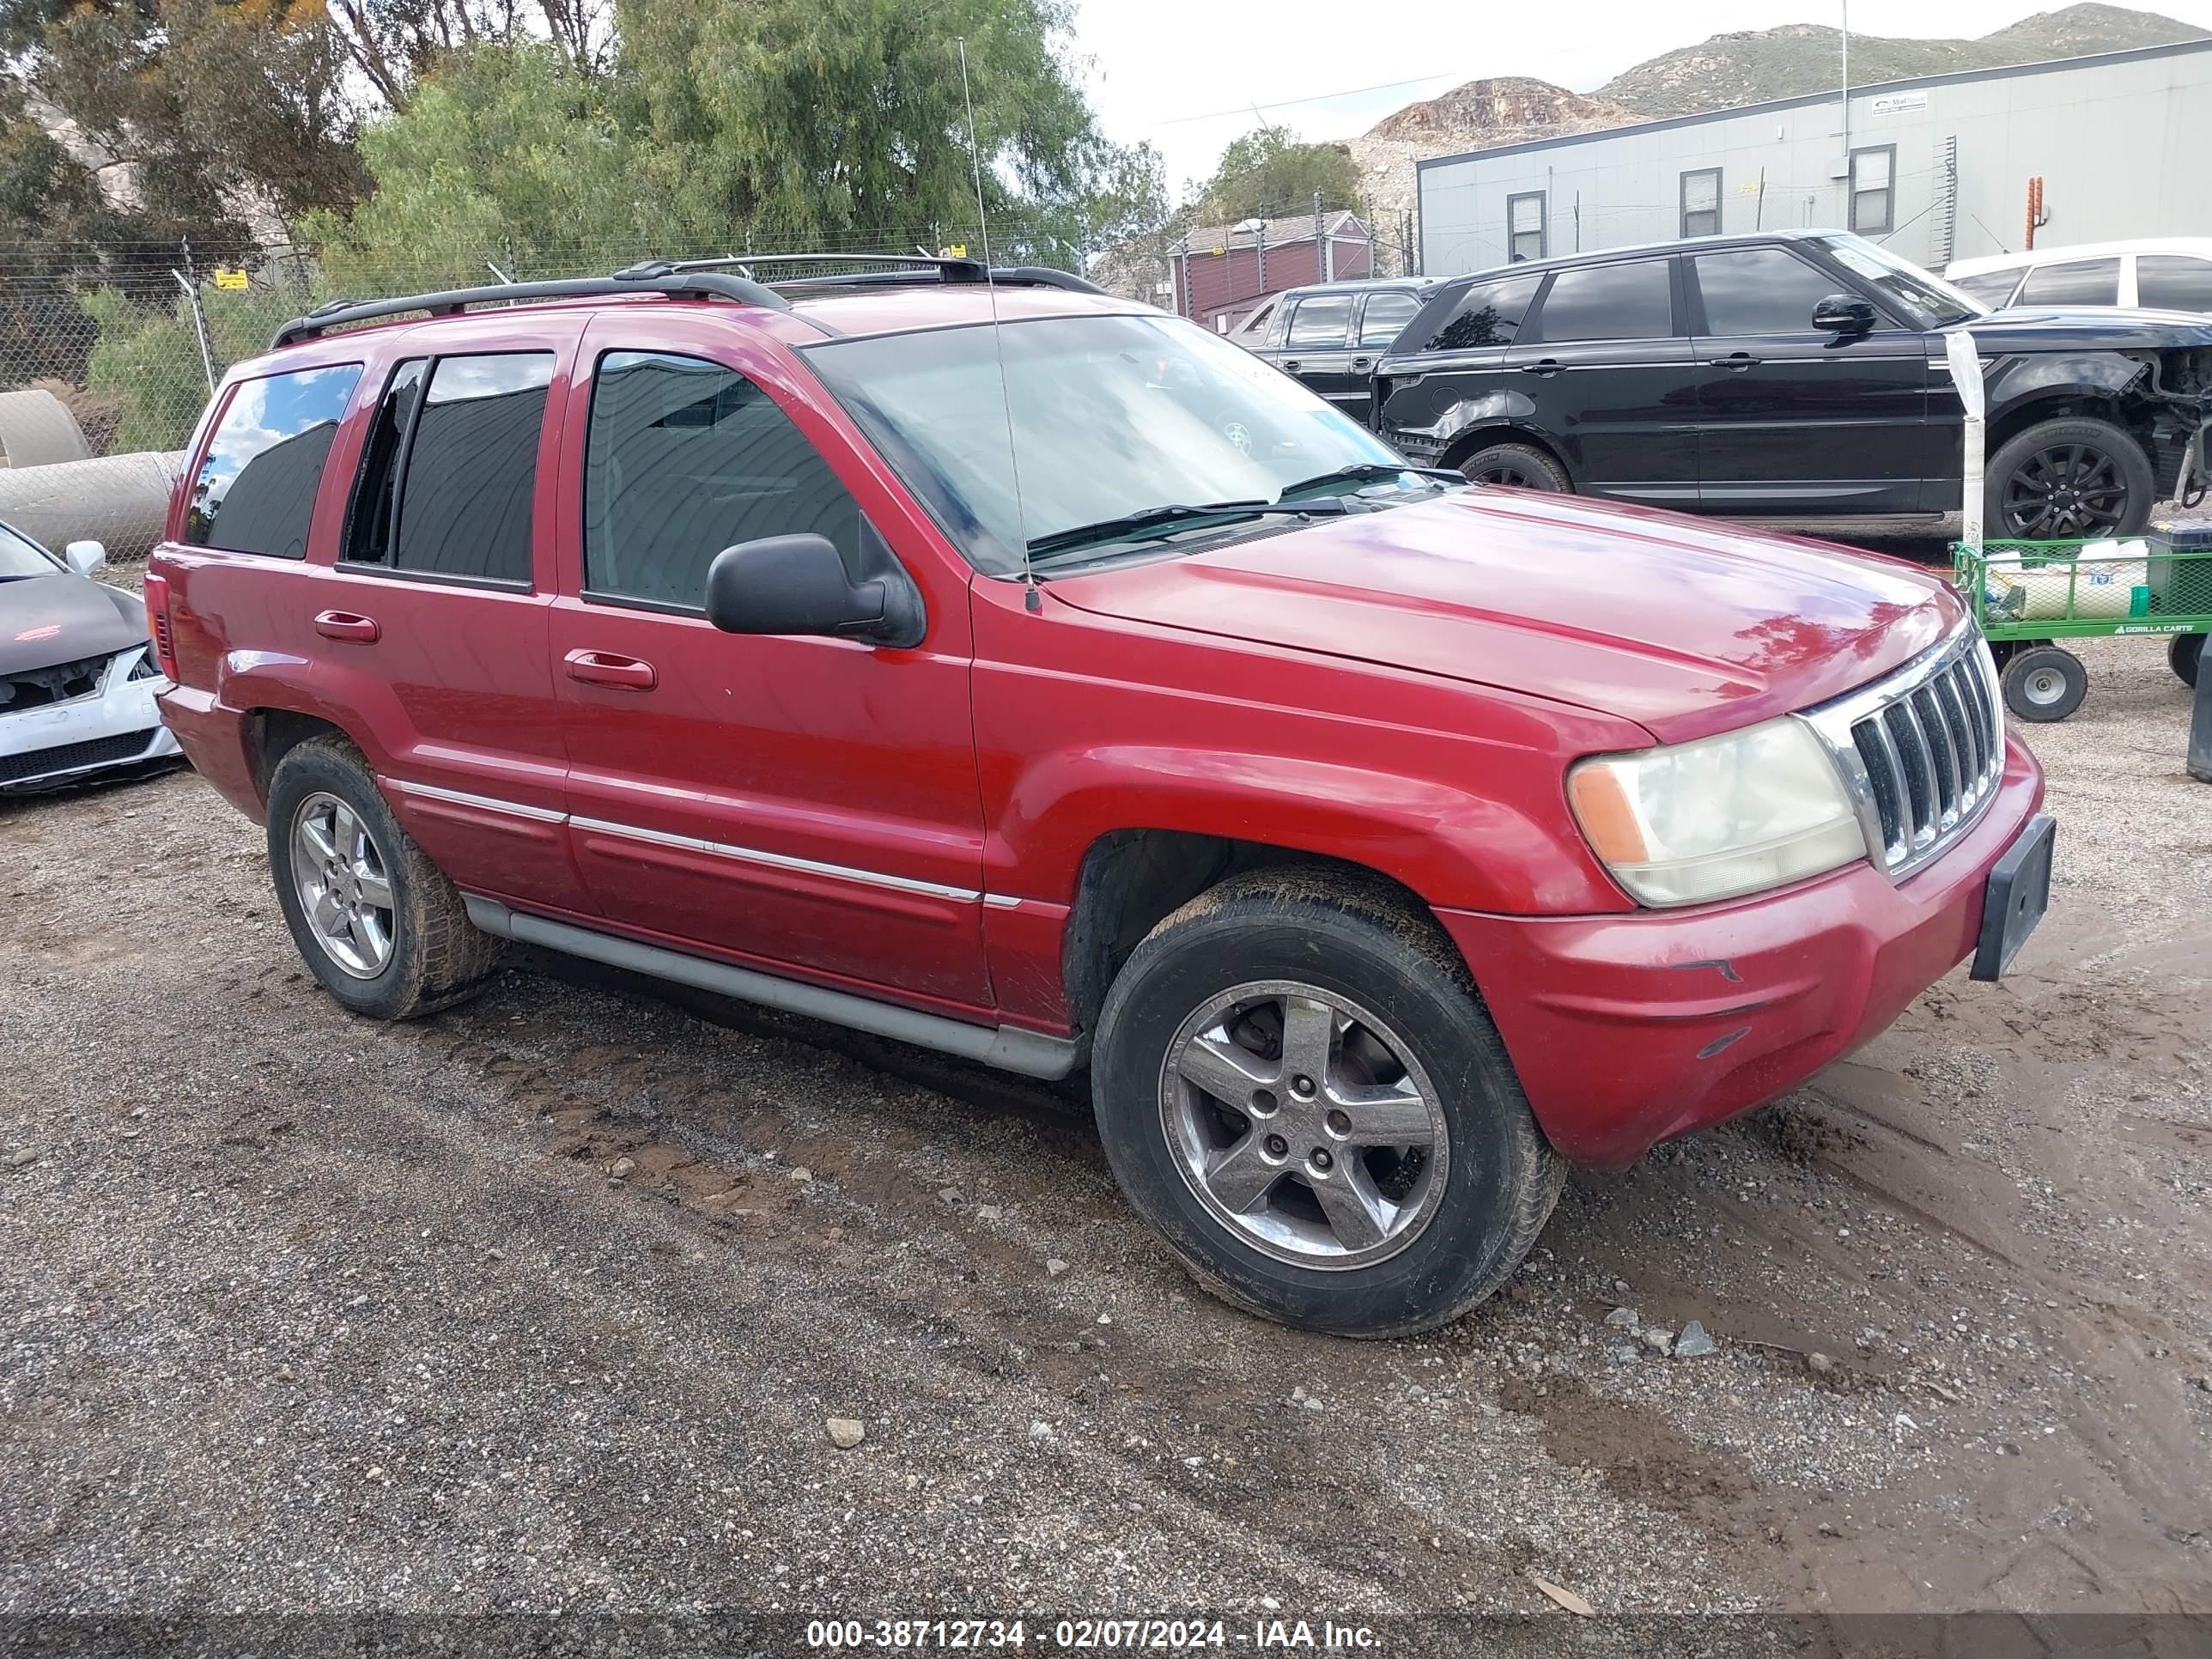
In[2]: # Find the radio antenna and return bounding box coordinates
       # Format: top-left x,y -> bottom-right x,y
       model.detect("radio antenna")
959,37 -> 1039,611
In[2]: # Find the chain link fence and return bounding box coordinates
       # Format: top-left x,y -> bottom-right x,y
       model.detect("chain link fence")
0,205 -> 1412,466
0,222 -> 1090,462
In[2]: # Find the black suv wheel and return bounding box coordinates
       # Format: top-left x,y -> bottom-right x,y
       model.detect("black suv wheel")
1458,441 -> 1569,492
1988,417 -> 2155,540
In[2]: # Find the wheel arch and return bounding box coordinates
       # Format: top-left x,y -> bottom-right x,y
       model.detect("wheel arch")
1438,425 -> 1572,483
1060,829 -> 1447,1045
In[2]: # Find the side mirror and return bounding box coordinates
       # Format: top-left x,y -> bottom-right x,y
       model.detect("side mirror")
64,539 -> 106,576
704,533 -> 924,649
1813,295 -> 1878,336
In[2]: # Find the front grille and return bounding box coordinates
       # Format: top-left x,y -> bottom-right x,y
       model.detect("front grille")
1802,629 -> 2004,878
0,652 -> 108,712
0,731 -> 157,786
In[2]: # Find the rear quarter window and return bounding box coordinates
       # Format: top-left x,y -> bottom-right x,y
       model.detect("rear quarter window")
185,364 -> 362,557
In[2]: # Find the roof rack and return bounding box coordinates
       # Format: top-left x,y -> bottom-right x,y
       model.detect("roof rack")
268,270 -> 791,349
268,253 -> 1114,350
615,252 -> 1113,297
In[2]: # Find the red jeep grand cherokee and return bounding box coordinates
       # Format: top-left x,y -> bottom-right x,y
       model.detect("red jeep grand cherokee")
147,256 -> 2053,1336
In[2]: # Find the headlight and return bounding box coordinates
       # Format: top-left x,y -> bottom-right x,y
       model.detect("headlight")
1567,717 -> 1867,907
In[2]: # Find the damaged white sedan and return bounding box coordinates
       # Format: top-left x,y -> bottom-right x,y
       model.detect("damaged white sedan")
1,520 -> 180,793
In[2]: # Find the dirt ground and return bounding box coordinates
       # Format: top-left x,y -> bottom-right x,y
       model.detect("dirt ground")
3,592 -> 2209,1639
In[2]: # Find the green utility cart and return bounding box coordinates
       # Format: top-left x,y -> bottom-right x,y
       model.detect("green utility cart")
1952,526 -> 2212,721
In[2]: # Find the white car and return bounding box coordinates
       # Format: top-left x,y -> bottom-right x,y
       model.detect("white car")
1945,239 -> 2212,313
0,520 -> 181,793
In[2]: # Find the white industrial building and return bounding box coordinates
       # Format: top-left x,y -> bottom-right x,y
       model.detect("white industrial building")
1416,39 -> 2212,277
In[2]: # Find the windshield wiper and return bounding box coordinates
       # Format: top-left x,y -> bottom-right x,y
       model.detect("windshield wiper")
1273,463 -> 1462,499
1027,499 -> 1343,561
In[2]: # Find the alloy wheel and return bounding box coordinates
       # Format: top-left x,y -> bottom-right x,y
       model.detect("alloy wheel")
289,791 -> 396,978
2001,441 -> 2130,538
1467,462 -> 1540,487
1158,980 -> 1449,1269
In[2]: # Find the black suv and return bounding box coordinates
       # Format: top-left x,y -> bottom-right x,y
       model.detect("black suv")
1375,230 -> 2212,538
1233,277 -> 1436,425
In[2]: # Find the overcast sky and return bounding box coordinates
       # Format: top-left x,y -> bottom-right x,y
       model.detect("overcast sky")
1073,0 -> 2212,194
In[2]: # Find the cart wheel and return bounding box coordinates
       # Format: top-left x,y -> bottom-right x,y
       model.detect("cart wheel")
2002,645 -> 2088,721
2170,632 -> 2205,690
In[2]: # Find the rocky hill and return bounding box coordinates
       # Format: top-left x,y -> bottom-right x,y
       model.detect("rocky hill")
1351,79 -> 1647,266
1595,3 -> 2205,117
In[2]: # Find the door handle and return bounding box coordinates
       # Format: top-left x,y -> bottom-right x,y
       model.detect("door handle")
562,648 -> 657,690
1352,356 -> 1373,369
1281,360 -> 1302,372
1521,359 -> 1563,376
313,610 -> 380,643
1708,353 -> 1761,369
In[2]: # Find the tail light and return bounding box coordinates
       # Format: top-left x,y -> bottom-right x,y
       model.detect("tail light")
143,570 -> 180,681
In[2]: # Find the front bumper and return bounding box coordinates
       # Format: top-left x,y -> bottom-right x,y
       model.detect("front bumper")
0,650 -> 181,793
1437,736 -> 2045,1169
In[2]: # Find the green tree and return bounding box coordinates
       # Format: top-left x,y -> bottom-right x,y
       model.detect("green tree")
78,282 -> 303,451
1190,124 -> 1358,222
303,42 -> 659,292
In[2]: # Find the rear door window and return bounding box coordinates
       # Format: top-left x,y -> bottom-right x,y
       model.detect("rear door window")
1534,259 -> 1678,342
1357,290 -> 1422,348
583,351 -> 866,611
1285,295 -> 1353,349
2017,258 -> 2120,307
2138,256 -> 2212,313
1418,273 -> 1541,353
341,352 -> 553,585
185,364 -> 362,557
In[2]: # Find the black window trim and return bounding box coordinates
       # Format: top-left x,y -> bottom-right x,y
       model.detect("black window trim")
335,348 -> 553,592
1505,191 -> 1547,263
1523,253 -> 1686,346
1680,167 -> 1723,239
186,361 -> 364,560
1848,144 -> 1896,235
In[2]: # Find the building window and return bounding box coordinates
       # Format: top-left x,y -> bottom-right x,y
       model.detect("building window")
1506,192 -> 1546,263
1849,145 -> 1894,234
1680,168 -> 1722,238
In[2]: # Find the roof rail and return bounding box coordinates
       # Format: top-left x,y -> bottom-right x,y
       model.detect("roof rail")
615,252 -> 1113,299
268,270 -> 790,349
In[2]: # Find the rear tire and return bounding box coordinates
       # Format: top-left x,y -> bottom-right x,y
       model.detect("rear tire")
2170,632 -> 2205,689
1459,441 -> 1569,493
2001,644 -> 2089,722
1986,417 -> 2154,540
266,737 -> 501,1019
1090,868 -> 1563,1337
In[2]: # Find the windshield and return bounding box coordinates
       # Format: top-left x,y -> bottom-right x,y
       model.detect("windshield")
1809,233 -> 1986,328
803,312 -> 1413,575
0,520 -> 59,580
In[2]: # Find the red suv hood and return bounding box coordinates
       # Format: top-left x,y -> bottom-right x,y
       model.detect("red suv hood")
1046,491 -> 1963,744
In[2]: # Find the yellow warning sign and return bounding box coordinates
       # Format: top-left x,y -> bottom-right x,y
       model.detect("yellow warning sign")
939,244 -> 968,258
212,267 -> 250,290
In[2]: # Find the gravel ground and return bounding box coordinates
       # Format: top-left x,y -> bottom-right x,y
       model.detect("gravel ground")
4,533 -> 2211,1650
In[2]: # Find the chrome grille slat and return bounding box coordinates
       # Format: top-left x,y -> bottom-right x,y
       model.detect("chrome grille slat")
1798,628 -> 2006,882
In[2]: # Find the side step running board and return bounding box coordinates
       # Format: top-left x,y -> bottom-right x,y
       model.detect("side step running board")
462,896 -> 1079,1081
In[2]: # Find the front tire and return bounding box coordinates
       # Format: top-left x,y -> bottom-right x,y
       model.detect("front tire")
1986,417 -> 2154,540
266,737 -> 501,1019
1090,868 -> 1563,1337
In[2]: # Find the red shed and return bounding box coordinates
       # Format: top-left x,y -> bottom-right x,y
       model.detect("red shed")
1172,212 -> 1373,331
